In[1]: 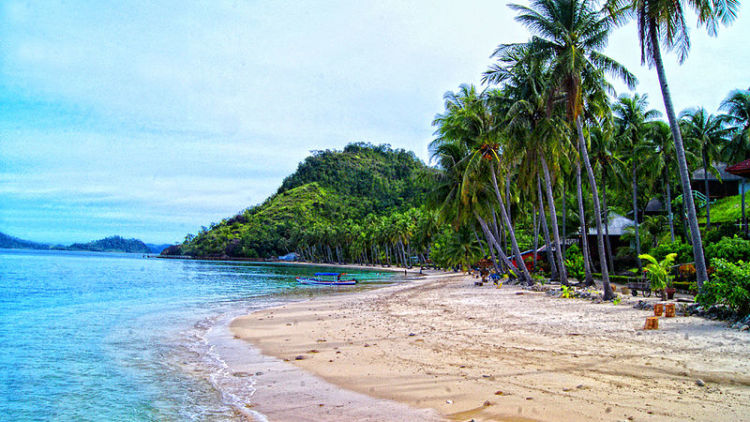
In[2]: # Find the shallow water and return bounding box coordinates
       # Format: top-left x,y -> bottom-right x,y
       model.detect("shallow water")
0,249 -> 396,421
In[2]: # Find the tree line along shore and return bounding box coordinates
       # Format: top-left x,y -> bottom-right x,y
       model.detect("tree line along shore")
168,0 -> 750,320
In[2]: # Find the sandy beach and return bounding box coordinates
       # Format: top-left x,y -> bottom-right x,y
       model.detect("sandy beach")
229,271 -> 750,421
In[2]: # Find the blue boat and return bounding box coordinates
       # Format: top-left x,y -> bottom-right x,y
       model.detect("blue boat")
296,272 -> 357,285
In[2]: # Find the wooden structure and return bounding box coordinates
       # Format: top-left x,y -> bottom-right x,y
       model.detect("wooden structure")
665,303 -> 676,318
644,317 -> 659,330
628,280 -> 651,297
654,303 -> 664,317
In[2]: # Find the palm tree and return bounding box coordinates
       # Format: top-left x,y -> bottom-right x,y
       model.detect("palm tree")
507,0 -> 636,299
720,87 -> 750,237
430,86 -> 521,276
640,120 -> 679,242
484,41 -> 570,284
589,122 -> 622,272
680,108 -> 731,230
606,0 -> 739,288
614,93 -> 661,272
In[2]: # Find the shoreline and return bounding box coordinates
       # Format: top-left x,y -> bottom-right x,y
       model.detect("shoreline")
213,272 -> 449,421
228,272 -> 750,421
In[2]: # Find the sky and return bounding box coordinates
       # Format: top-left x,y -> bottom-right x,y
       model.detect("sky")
1,0 -> 748,245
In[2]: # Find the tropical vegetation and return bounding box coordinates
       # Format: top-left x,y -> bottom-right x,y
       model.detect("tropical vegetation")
172,0 -> 747,310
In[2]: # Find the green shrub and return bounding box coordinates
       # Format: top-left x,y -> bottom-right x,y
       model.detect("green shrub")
564,244 -> 585,281
696,258 -> 750,316
705,235 -> 750,263
639,253 -> 677,291
649,240 -> 692,264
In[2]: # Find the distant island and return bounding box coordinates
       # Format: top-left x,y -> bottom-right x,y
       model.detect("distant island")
64,236 -> 152,253
0,232 -> 170,254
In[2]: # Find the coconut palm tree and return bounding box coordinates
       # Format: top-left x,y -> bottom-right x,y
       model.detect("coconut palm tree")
614,93 -> 661,272
720,87 -> 750,237
720,87 -> 750,162
506,0 -> 636,299
679,107 -> 732,230
589,122 -> 622,271
484,42 -> 570,284
430,86 -> 521,276
605,0 -> 739,287
639,120 -> 680,242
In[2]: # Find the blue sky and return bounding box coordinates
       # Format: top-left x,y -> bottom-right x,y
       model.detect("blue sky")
1,0 -> 747,245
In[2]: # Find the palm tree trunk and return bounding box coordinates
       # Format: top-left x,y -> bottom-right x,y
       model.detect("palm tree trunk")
742,182 -> 748,237
473,228 -> 487,257
481,228 -> 502,274
561,177 -> 567,261
576,162 -> 594,285
650,24 -> 709,287
601,171 -> 616,273
702,151 -> 711,230
533,206 -> 539,272
632,160 -> 643,273
665,174 -> 676,242
490,163 -> 532,283
540,154 -> 568,284
538,176 -> 559,279
576,116 -> 613,299
505,173 -> 513,227
475,211 -> 517,276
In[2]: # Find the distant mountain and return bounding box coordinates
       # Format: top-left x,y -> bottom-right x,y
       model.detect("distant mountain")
0,232 -> 50,250
146,243 -> 173,254
67,236 -> 151,253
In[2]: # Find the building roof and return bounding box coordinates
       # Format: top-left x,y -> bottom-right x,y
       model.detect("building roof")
587,213 -> 634,236
645,198 -> 665,213
691,163 -> 744,182
726,158 -> 750,177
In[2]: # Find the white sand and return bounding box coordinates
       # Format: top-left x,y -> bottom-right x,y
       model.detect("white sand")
229,272 -> 750,421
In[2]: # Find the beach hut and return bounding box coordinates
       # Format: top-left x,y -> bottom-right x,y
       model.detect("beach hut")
690,163 -> 747,199
726,158 -> 750,236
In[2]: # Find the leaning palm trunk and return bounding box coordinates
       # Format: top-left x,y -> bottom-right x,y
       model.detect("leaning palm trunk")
481,229 -> 502,274
742,182 -> 748,237
576,163 -> 594,285
702,152 -> 711,230
490,163 -> 532,284
490,209 -> 506,271
473,228 -> 487,257
665,174 -> 676,242
561,178 -> 567,261
601,173 -> 616,273
537,176 -> 559,279
540,154 -> 568,284
650,24 -> 709,287
475,211 -> 517,276
576,116 -> 613,299
532,207 -> 539,271
632,160 -> 643,273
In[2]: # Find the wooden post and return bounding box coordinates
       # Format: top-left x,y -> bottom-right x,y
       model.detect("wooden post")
665,303 -> 676,318
644,317 -> 659,330
654,303 -> 664,317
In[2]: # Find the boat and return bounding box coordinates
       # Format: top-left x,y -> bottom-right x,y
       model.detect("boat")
296,272 -> 357,285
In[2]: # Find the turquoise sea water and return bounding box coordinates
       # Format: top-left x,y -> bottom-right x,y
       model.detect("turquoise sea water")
0,249 -> 396,421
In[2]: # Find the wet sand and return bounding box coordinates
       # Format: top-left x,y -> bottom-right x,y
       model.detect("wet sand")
229,272 -> 750,421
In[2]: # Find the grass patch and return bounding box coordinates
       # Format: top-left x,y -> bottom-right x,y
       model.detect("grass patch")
698,193 -> 747,224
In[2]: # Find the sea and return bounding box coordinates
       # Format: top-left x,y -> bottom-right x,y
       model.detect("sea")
0,248 -> 399,421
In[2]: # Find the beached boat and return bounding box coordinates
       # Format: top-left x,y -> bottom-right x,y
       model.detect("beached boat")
296,272 -> 357,285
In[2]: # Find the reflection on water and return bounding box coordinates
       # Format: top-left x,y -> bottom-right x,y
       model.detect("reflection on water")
0,249 -> 396,421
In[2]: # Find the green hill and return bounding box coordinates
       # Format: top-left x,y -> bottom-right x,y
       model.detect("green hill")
0,232 -> 50,250
67,236 -> 151,253
172,143 -> 434,258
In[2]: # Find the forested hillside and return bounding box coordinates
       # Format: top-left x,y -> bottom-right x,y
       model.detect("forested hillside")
67,236 -> 151,253
172,143 -> 435,259
0,232 -> 50,250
